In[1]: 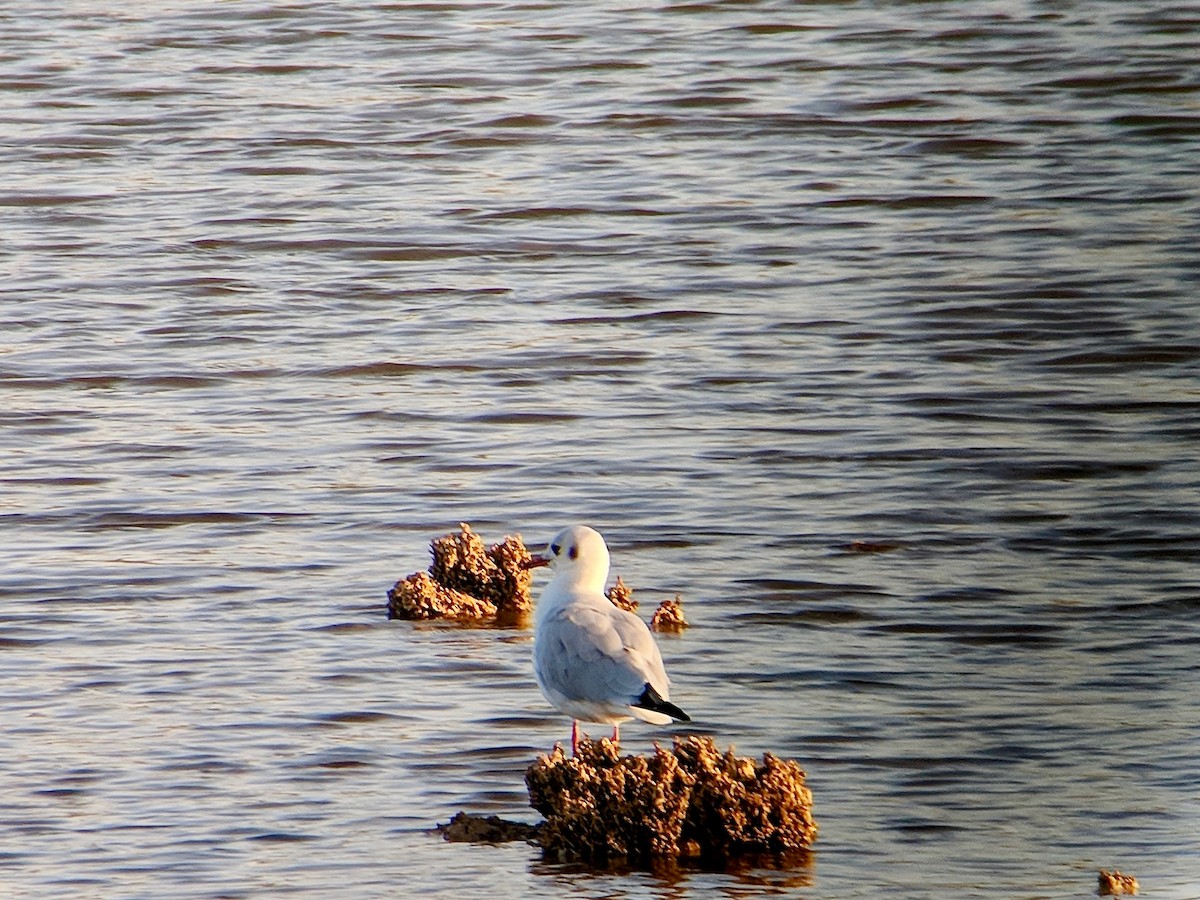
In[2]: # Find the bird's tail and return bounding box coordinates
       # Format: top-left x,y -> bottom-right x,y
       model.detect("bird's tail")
632,683 -> 691,723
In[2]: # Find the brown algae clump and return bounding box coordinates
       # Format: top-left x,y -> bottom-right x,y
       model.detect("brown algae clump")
650,595 -> 688,632
526,735 -> 816,864
387,523 -> 535,621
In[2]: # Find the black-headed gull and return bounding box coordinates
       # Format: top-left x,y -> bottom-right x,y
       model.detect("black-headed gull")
525,524 -> 690,753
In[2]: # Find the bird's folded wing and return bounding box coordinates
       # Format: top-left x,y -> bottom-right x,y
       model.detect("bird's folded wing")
537,605 -> 658,704
537,602 -> 676,710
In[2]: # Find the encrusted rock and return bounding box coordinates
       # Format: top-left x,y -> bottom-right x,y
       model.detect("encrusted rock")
387,524 -> 535,621
1098,870 -> 1139,896
606,576 -> 638,612
428,523 -> 535,614
526,735 -> 816,864
387,571 -> 497,620
650,595 -> 688,632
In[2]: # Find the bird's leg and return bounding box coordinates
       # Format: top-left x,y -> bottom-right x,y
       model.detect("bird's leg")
571,720 -> 580,756
611,723 -> 620,746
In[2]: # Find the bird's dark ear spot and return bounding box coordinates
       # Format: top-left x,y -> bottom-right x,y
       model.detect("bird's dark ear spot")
568,544 -> 578,560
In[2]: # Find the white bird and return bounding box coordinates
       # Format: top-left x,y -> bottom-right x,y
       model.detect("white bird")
525,524 -> 690,754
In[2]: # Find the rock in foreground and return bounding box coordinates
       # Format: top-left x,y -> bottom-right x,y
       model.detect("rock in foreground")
526,735 -> 816,864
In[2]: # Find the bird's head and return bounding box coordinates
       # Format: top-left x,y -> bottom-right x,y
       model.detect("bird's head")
524,524 -> 611,592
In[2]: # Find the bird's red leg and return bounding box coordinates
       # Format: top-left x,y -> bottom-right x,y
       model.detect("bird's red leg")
571,720 -> 580,756
611,723 -> 620,745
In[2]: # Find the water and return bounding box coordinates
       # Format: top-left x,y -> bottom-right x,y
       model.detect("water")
2,1 -> 1198,896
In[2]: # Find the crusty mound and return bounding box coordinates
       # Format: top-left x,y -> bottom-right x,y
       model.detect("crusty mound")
526,735 -> 816,863
387,524 -> 534,621
650,594 -> 688,632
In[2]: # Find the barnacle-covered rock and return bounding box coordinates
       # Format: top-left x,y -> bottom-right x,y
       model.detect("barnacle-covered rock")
485,533 -> 536,615
428,523 -> 534,615
387,524 -> 534,621
526,735 -> 816,864
650,595 -> 688,632
606,576 -> 638,612
1098,870 -> 1139,896
387,571 -> 497,621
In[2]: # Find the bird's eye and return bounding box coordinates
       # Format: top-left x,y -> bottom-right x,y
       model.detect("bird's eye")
550,543 -> 561,556
568,545 -> 578,560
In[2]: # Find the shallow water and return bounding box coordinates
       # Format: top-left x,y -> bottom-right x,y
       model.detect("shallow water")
2,1 -> 1199,897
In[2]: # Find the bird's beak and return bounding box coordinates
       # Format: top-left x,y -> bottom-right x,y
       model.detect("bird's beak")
522,553 -> 551,570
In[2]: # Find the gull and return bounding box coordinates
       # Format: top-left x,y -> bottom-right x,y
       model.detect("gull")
525,524 -> 690,754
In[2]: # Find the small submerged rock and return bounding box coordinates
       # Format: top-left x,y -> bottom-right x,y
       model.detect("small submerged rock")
525,735 -> 816,865
606,576 -> 689,632
435,811 -> 540,844
605,575 -> 638,612
650,594 -> 688,632
1098,869 -> 1139,896
387,523 -> 535,622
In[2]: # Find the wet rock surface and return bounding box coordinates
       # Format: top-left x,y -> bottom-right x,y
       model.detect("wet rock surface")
435,812 -> 540,844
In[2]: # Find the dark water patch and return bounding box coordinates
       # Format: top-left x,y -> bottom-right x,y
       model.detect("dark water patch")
736,23 -> 823,36
1006,527 -> 1199,561
318,361 -> 426,378
1100,595 -> 1200,620
471,206 -> 609,221
892,818 -> 965,839
0,192 -> 113,207
482,113 -> 559,128
1041,72 -> 1200,96
1110,113 -> 1200,139
76,510 -> 305,531
919,587 -> 1018,605
0,636 -> 51,649
0,372 -> 224,391
833,540 -> 906,555
313,758 -> 372,770
869,620 -> 1066,646
316,710 -> 400,725
247,832 -> 320,843
908,137 -> 1022,157
816,194 -> 993,210
468,715 -> 549,731
552,308 -> 720,327
954,458 -> 1163,483
725,607 -> 876,628
736,578 -> 890,603
1035,344 -> 1199,370
35,787 -> 89,798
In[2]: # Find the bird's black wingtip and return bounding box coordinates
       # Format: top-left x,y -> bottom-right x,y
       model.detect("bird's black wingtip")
635,683 -> 691,723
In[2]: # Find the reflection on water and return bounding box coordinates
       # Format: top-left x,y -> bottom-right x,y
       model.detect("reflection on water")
2,0 -> 1199,897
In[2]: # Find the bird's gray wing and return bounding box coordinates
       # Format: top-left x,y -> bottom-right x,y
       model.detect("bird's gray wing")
536,604 -> 665,705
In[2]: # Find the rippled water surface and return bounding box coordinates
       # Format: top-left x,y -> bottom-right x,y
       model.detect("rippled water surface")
3,1 -> 1199,897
